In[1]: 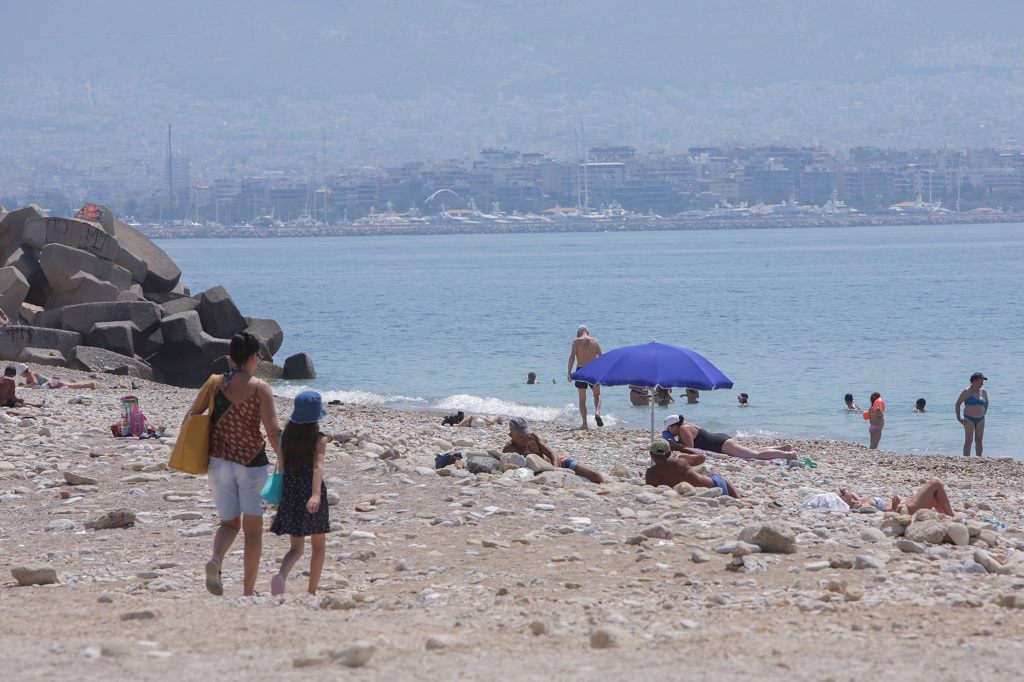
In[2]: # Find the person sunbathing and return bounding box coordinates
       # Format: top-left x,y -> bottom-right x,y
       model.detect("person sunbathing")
662,414 -> 797,461
502,417 -> 603,483
837,477 -> 953,516
454,413 -> 503,427
17,364 -> 97,389
1,366 -> 45,408
645,439 -> 740,497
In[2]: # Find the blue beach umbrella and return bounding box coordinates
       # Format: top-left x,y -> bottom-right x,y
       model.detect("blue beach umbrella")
569,341 -> 733,439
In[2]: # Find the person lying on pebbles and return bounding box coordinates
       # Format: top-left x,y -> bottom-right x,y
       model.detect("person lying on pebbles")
502,417 -> 604,483
838,477 -> 953,515
453,414 -> 503,427
662,414 -> 797,461
16,364 -> 97,390
644,438 -> 741,498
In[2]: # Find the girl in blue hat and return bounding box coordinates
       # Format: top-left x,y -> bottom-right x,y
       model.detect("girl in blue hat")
269,391 -> 330,596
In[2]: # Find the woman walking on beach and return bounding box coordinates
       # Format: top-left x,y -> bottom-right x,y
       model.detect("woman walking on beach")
192,332 -> 280,596
955,372 -> 989,457
867,392 -> 884,449
269,391 -> 330,596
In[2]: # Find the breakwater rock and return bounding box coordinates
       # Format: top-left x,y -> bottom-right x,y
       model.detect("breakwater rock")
0,203 -> 314,387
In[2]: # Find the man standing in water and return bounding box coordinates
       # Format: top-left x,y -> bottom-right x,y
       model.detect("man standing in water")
567,325 -> 603,428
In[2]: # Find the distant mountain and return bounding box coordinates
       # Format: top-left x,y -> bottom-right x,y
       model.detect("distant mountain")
5,0 -> 1022,100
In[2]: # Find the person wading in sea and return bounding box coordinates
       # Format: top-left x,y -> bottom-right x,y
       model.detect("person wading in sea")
567,325 -> 603,429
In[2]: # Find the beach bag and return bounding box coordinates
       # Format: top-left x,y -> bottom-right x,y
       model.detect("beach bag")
261,463 -> 283,506
261,434 -> 284,506
168,374 -> 220,475
441,411 -> 465,426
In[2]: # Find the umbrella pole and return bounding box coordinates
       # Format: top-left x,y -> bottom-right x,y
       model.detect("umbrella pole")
650,384 -> 657,442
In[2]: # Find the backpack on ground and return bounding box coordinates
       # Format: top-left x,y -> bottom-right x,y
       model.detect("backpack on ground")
110,395 -> 156,438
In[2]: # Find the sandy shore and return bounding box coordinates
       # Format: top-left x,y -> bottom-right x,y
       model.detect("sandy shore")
3,364 -> 1024,681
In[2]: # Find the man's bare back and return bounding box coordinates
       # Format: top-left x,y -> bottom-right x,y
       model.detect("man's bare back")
0,376 -> 17,406
570,335 -> 601,369
567,326 -> 603,428
645,451 -> 740,498
646,452 -> 706,487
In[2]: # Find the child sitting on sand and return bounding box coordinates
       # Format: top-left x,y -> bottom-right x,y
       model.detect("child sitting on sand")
1,366 -> 45,409
269,391 -> 330,596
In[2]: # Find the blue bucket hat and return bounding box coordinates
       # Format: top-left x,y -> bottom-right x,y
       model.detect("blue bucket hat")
290,391 -> 326,424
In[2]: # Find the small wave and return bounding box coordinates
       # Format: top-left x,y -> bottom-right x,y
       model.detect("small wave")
435,394 -> 572,423
272,384 -> 426,406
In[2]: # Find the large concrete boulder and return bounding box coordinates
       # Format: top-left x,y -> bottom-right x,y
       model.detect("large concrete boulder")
39,243 -> 133,293
23,217 -> 120,261
283,352 -> 317,380
211,356 -> 284,380
0,326 -> 82,363
243,317 -> 284,357
0,266 -> 29,321
113,249 -> 148,286
150,331 -> 230,388
2,246 -> 49,307
19,303 -> 58,328
117,288 -> 146,303
74,203 -> 117,234
197,286 -> 247,340
108,216 -> 180,294
45,272 -> 120,308
0,204 -> 44,254
160,310 -> 203,345
85,321 -> 135,357
156,310 -> 232,386
69,346 -> 155,381
62,301 -> 162,347
16,347 -> 67,367
159,295 -> 201,317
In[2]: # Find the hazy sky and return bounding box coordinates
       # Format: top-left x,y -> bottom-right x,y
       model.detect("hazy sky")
2,0 -> 1023,173
6,1 -> 1022,100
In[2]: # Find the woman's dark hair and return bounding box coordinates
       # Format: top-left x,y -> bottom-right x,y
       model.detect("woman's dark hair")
915,398 -> 926,409
281,421 -> 320,471
229,332 -> 261,367
870,392 -> 881,403
844,393 -> 853,403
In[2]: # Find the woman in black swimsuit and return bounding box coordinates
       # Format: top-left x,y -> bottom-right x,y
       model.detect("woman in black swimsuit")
662,415 -> 797,461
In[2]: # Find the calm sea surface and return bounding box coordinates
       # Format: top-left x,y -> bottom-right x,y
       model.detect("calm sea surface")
157,223 -> 1024,458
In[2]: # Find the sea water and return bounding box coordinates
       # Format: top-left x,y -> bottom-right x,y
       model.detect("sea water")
157,222 -> 1024,458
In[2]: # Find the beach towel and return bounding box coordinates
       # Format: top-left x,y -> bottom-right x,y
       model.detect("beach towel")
801,492 -> 850,512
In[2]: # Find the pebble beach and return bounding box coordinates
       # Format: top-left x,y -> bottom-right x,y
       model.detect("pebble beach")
3,364 -> 1024,681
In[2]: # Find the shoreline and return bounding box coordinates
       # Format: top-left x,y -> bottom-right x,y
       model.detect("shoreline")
139,212 -> 1024,239
3,362 -> 1024,679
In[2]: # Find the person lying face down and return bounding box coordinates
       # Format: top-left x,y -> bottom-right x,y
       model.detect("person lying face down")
502,417 -> 603,484
644,439 -> 740,498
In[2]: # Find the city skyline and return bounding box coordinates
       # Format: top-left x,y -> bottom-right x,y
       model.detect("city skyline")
3,1 -> 1024,217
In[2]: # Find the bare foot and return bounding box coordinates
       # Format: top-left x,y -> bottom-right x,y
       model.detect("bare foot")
780,444 -> 794,452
